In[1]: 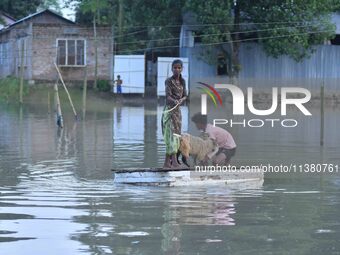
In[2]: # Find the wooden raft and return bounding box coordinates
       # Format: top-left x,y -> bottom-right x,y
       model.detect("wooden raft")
112,167 -> 264,187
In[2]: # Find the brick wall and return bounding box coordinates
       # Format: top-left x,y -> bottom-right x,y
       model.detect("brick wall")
32,24 -> 112,82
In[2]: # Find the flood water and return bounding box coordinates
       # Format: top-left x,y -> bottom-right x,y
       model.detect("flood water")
0,89 -> 340,254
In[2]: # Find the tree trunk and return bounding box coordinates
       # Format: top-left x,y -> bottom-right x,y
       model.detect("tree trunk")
231,0 -> 241,83
117,0 -> 123,51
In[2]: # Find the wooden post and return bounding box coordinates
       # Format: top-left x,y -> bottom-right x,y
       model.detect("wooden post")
143,50 -> 146,98
82,66 -> 88,119
47,91 -> 50,114
19,105 -> 23,158
54,80 -> 63,128
93,10 -> 98,90
54,62 -> 78,119
19,39 -> 24,104
320,84 -> 324,146
112,24 -> 115,93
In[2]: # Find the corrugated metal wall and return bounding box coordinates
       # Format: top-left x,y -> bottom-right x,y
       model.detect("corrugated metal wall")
239,44 -> 339,79
181,43 -> 340,92
238,43 -> 340,91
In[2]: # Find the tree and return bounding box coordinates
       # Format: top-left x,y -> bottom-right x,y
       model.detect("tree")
72,0 -> 111,89
185,0 -> 235,76
239,0 -> 337,61
74,0 -> 185,54
122,0 -> 185,53
186,0 -> 340,78
71,0 -> 339,79
38,0 -> 63,14
0,0 -> 42,19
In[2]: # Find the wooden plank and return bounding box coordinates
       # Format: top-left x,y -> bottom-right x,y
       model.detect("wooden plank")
111,167 -> 193,174
112,166 -> 264,186
114,171 -> 191,184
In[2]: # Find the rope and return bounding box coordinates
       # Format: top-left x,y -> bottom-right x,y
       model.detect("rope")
162,101 -> 182,114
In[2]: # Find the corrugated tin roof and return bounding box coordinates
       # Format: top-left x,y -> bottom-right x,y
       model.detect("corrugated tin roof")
0,11 -> 16,22
9,9 -> 75,27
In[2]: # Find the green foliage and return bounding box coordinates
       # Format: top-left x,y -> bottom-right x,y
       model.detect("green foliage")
79,0 -> 108,14
0,77 -> 29,103
97,80 -> 111,92
73,0 -> 185,53
72,0 -> 113,25
185,0 -> 340,75
38,0 -> 62,14
0,0 -> 42,19
239,0 -> 338,62
185,0 -> 233,65
71,0 -> 339,75
124,0 -> 185,47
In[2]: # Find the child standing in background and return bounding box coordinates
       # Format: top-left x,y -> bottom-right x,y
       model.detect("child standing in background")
115,75 -> 123,94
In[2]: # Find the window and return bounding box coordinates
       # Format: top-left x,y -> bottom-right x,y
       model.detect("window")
76,40 -> 85,65
331,34 -> 340,45
57,39 -> 86,66
193,31 -> 204,44
217,55 -> 228,75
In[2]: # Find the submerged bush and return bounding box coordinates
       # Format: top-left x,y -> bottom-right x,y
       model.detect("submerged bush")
97,80 -> 111,92
0,76 -> 29,102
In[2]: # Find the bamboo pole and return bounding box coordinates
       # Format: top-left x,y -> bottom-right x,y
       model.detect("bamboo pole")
47,91 -> 50,114
19,39 -> 24,104
54,79 -> 63,128
19,105 -> 23,157
320,84 -> 324,146
112,24 -> 115,93
82,66 -> 88,119
54,62 -> 78,119
93,10 -> 98,90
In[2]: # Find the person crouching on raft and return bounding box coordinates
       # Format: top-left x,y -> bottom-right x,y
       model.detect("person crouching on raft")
162,59 -> 187,168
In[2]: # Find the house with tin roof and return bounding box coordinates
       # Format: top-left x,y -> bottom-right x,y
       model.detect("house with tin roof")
0,12 -> 16,30
0,9 -> 113,84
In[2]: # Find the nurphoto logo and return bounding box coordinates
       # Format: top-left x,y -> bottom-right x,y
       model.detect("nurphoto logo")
199,83 -> 312,128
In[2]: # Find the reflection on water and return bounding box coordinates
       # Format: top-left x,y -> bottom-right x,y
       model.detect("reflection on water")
112,103 -> 189,168
0,95 -> 340,254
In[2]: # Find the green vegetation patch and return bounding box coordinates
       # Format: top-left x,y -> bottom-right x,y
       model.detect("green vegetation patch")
0,77 -> 29,103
